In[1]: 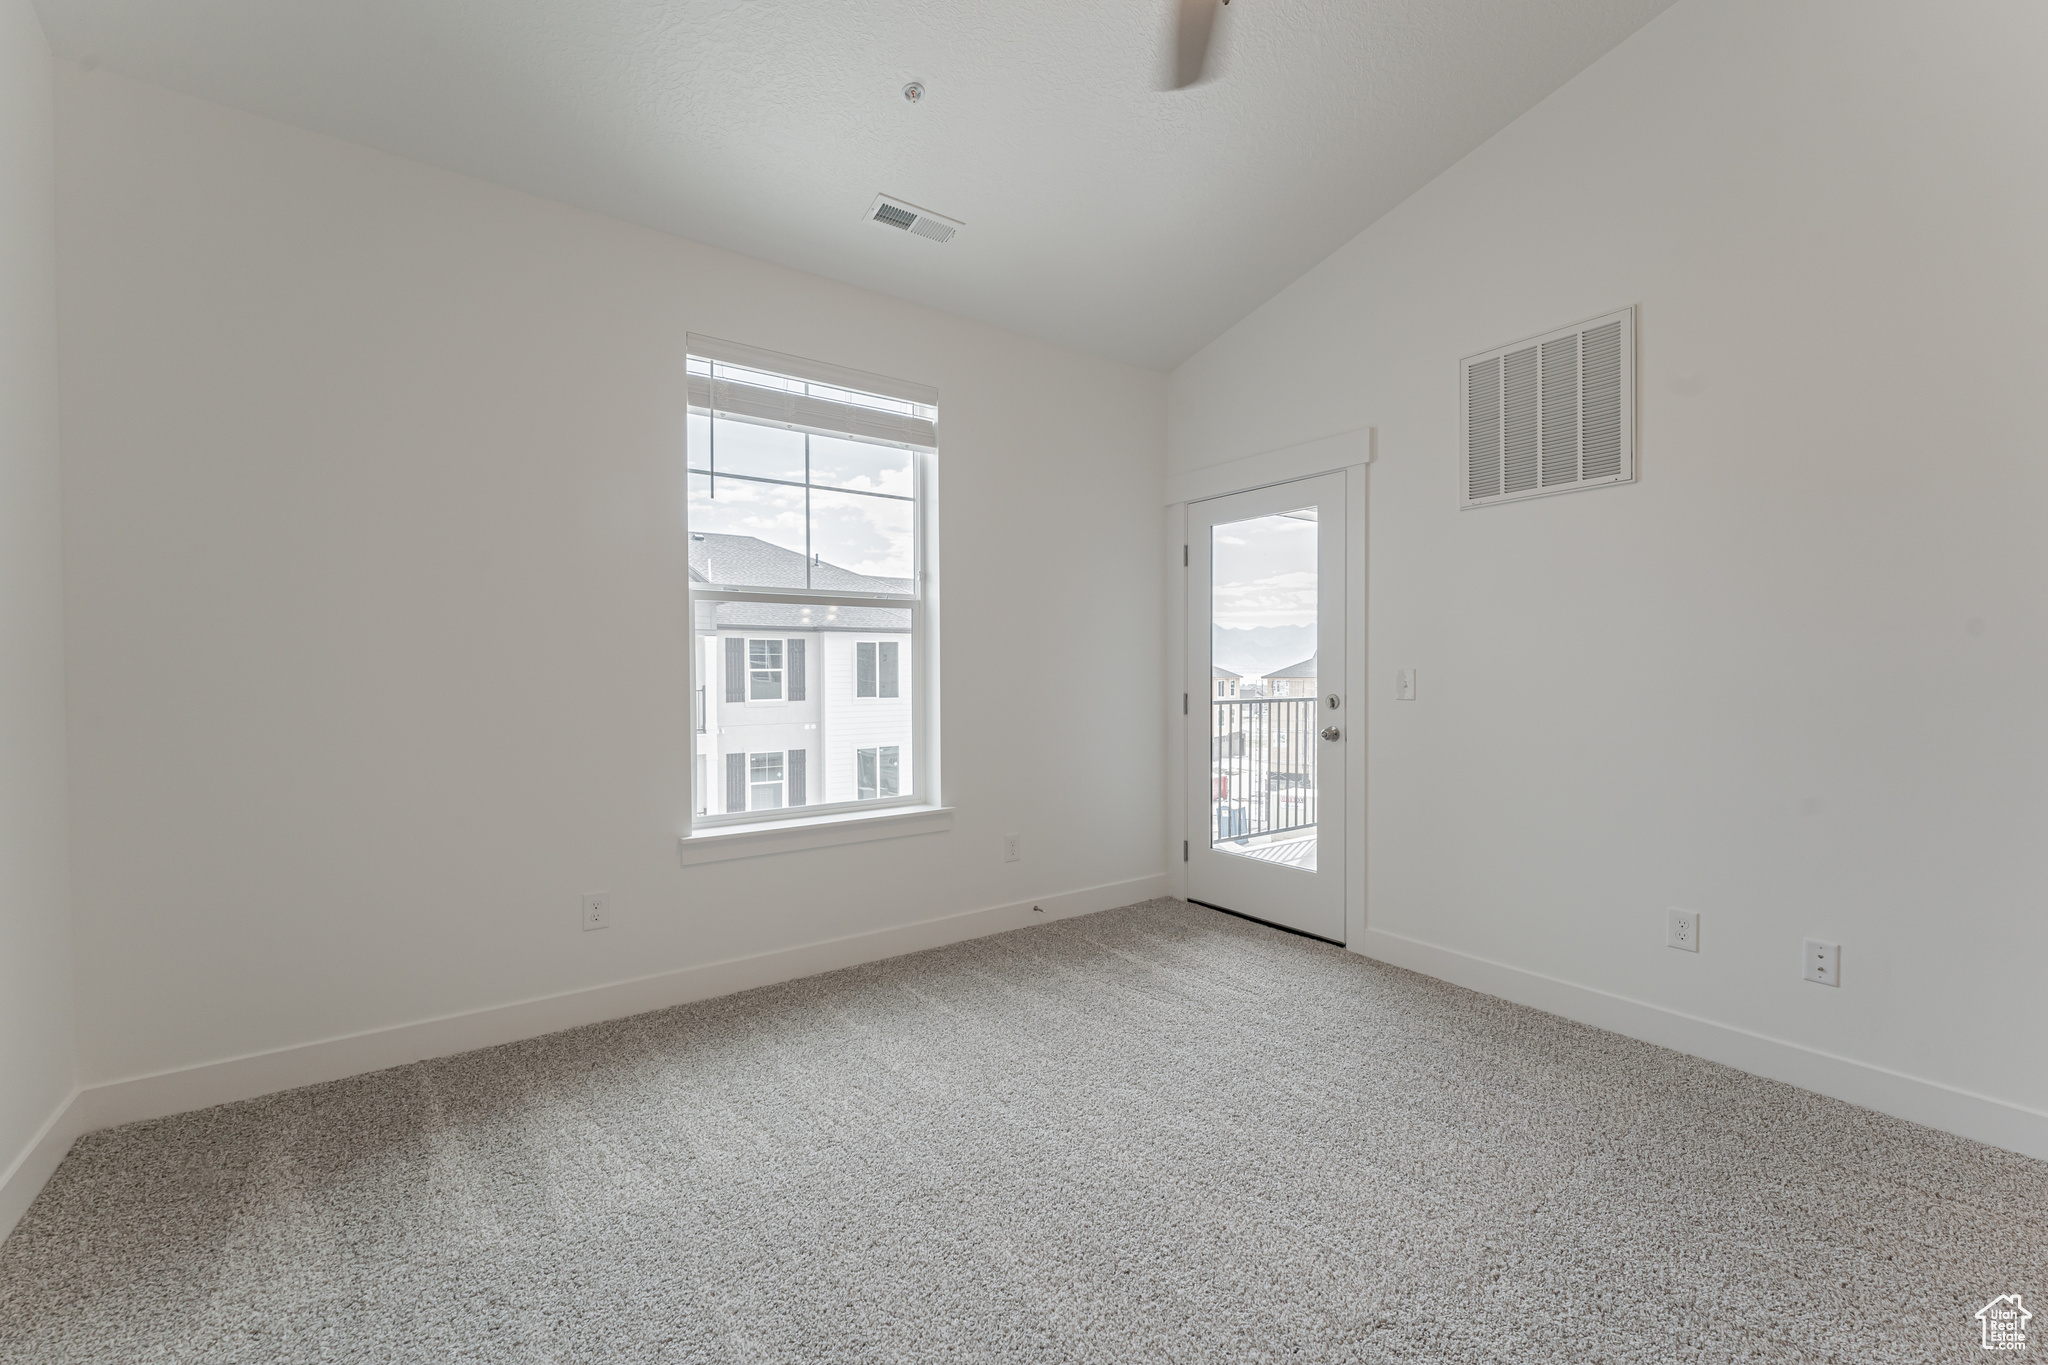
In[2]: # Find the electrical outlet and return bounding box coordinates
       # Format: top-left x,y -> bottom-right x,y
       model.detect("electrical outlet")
1396,669 -> 1417,701
1004,834 -> 1021,863
1666,909 -> 1699,952
1803,938 -> 1839,986
581,892 -> 610,932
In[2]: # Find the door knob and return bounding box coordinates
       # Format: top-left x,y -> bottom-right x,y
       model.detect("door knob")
1321,726 -> 1341,741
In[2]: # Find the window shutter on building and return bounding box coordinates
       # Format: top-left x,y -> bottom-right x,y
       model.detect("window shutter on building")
1462,307 -> 1633,508
786,639 -> 805,702
787,749 -> 806,806
725,753 -> 747,813
725,637 -> 744,703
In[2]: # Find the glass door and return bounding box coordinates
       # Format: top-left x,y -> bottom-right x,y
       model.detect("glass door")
1186,471 -> 1347,942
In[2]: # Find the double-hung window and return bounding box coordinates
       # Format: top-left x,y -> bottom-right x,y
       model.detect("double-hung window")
856,746 -> 900,801
686,335 -> 933,827
749,752 -> 785,810
747,639 -> 784,703
856,641 -> 899,699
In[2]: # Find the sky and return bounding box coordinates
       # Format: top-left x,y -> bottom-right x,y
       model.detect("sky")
1211,509 -> 1317,632
687,414 -> 914,579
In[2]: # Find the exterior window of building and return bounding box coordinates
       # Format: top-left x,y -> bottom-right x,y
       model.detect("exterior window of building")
749,751 -> 785,810
748,639 -> 784,702
1261,656 -> 1316,699
856,641 -> 899,699
857,746 -> 900,801
686,338 -> 932,827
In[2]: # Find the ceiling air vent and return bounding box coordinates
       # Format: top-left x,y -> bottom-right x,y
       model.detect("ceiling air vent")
1461,306 -> 1635,508
868,194 -> 962,245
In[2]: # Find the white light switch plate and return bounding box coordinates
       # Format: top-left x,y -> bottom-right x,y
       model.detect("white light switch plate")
1666,909 -> 1698,952
1396,669 -> 1417,701
1803,938 -> 1839,986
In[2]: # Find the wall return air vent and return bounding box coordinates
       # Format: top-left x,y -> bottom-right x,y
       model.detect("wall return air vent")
868,194 -> 962,245
1461,306 -> 1635,508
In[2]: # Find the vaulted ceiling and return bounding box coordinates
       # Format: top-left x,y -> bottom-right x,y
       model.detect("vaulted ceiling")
35,0 -> 1674,367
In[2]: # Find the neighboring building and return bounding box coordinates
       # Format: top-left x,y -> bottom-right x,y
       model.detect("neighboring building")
1211,665 -> 1248,768
1263,655 -> 1317,698
691,534 -> 912,815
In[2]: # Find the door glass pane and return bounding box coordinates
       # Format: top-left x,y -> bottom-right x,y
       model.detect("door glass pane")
1211,508 -> 1318,871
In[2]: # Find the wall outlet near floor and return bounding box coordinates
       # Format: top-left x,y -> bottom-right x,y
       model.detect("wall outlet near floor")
1803,938 -> 1839,986
1396,669 -> 1417,701
1666,909 -> 1699,952
1004,833 -> 1021,863
581,892 -> 610,932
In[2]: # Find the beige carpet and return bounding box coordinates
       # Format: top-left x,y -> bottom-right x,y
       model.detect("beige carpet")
1,898 -> 2041,1362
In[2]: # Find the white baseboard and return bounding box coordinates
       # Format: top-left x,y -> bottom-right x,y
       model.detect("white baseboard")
75,874 -> 1169,1139
0,1089 -> 86,1244
1357,927 -> 2048,1162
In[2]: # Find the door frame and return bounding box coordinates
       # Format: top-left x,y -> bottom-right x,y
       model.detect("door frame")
1165,432 -> 1370,950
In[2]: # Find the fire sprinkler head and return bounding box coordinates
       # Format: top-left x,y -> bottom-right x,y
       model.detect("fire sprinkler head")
903,82 -> 924,104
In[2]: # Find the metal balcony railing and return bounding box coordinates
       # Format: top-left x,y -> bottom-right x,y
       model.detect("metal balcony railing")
1210,696 -> 1317,844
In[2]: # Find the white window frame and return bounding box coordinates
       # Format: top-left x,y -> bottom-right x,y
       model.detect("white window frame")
748,750 -> 786,811
854,639 -> 902,702
684,340 -> 935,835
745,637 -> 785,706
856,745 -> 901,802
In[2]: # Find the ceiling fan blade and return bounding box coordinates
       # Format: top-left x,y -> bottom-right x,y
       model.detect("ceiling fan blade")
1172,0 -> 1220,90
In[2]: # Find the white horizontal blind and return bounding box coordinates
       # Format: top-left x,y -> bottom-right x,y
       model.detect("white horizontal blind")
687,335 -> 937,450
1461,307 -> 1633,508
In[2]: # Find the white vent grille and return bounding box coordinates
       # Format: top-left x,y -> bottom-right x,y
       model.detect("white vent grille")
868,194 -> 962,245
1461,307 -> 1633,508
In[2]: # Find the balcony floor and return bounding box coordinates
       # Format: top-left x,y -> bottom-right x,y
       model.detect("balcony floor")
1216,832 -> 1317,872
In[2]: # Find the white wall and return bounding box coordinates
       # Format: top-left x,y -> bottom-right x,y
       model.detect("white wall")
58,67 -> 1165,1088
1172,0 -> 2048,1142
0,0 -> 76,1226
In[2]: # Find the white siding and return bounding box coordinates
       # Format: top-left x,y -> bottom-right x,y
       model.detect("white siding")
709,631 -> 820,813
821,633 -> 913,804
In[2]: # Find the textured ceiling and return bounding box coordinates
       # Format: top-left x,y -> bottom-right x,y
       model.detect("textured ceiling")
34,0 -> 1675,368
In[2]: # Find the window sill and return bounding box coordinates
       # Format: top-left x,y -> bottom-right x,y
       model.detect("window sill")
677,804 -> 954,866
